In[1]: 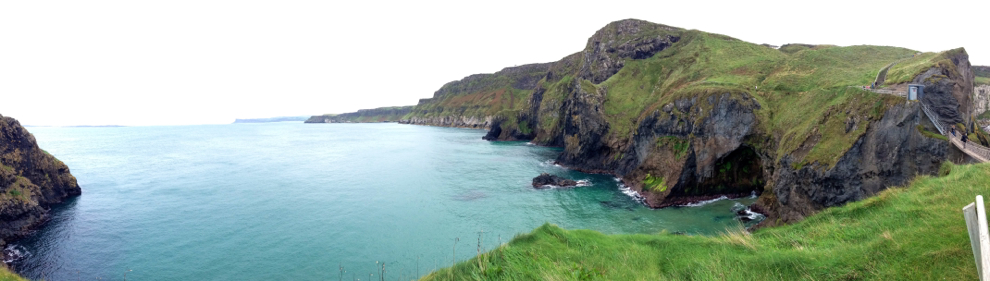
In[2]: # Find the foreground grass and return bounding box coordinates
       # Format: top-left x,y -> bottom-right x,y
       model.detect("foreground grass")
0,267 -> 25,281
423,162 -> 989,280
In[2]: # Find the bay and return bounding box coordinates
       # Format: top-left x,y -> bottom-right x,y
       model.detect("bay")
17,123 -> 754,280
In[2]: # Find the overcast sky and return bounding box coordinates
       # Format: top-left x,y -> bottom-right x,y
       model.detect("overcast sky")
2,0 -> 987,126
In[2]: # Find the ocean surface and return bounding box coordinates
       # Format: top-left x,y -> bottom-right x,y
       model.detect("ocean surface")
17,122 -> 757,280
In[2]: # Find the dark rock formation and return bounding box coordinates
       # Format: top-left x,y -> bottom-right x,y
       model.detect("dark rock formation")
755,102 -> 946,225
577,19 -> 681,84
0,114 -> 81,246
919,49 -> 974,127
613,91 -> 765,208
531,173 -> 577,188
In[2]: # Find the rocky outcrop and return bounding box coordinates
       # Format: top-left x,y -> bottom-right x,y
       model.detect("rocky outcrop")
615,91 -> 765,208
577,19 -> 681,84
919,48 -> 974,127
531,173 -> 577,188
0,114 -> 81,246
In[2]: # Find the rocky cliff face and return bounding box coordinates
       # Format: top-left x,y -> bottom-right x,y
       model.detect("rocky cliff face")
402,63 -> 553,129
0,114 -> 81,245
756,102 -> 946,225
474,19 -> 959,226
918,49 -> 975,127
975,85 -> 990,118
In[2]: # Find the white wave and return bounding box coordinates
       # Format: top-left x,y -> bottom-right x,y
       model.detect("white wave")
576,179 -> 592,187
679,196 -> 729,207
2,244 -> 30,264
617,182 -> 646,204
738,208 -> 766,222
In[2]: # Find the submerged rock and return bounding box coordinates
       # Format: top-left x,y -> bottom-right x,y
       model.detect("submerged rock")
532,173 -> 578,188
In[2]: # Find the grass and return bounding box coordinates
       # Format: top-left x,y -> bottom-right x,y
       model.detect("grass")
597,29 -> 917,169
423,162 -> 990,280
918,125 -> 949,141
885,49 -> 966,85
976,76 -> 990,86
0,268 -> 25,281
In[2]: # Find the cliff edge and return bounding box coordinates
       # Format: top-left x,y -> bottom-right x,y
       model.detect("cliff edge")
0,114 -> 81,246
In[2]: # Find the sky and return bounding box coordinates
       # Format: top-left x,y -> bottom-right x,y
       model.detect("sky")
1,0 -> 987,126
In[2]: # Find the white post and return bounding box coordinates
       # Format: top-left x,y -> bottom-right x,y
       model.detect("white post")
963,195 -> 990,281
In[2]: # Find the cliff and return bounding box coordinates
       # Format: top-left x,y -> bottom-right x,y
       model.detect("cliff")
0,114 -> 81,246
305,106 -> 413,123
314,19 -> 970,226
401,63 -> 554,129
477,19 -> 966,226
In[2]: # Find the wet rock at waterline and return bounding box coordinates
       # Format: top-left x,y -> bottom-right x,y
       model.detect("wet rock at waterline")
532,173 -> 578,188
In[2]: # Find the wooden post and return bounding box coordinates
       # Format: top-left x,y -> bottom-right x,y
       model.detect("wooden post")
963,195 -> 990,281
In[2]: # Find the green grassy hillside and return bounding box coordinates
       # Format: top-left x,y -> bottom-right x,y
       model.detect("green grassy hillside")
975,65 -> 990,86
587,30 -> 917,168
0,267 -> 25,281
423,162 -> 989,280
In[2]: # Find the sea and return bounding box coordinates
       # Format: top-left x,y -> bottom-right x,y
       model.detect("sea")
14,122 -> 759,280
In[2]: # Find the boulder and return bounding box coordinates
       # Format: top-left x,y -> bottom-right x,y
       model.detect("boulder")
532,173 -> 578,188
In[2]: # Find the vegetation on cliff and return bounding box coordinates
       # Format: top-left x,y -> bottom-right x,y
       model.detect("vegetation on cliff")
305,106 -> 413,123
423,162 -> 987,280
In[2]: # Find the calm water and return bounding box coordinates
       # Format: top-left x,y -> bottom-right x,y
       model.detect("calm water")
17,123 -> 755,280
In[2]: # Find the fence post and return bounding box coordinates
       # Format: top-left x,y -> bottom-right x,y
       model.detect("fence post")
963,195 -> 990,280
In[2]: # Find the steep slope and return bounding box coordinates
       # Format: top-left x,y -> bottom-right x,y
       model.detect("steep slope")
399,63 -> 552,129
0,114 -> 81,246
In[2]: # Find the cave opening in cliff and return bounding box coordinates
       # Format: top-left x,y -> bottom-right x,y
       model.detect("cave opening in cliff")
688,146 -> 766,197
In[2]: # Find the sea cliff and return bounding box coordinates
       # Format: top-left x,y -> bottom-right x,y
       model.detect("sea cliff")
316,19 -> 972,226
306,106 -> 413,123
0,114 -> 81,246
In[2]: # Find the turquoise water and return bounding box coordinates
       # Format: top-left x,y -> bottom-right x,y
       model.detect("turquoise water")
19,123 -> 755,280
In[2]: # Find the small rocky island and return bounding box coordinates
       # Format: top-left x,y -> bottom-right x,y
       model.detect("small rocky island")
532,173 -> 578,188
